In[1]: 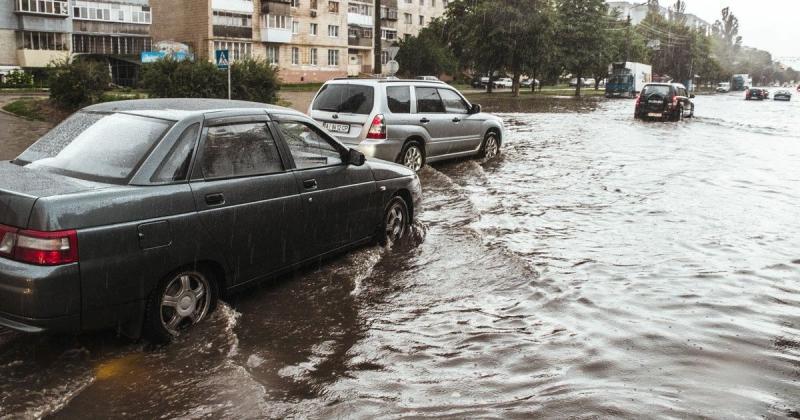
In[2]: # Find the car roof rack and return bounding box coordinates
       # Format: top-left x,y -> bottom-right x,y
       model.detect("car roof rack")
328,77 -> 445,84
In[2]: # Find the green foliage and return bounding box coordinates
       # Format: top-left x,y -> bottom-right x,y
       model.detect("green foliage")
140,58 -> 280,103
395,22 -> 458,78
2,99 -> 45,121
48,58 -> 111,110
556,0 -> 610,95
1,70 -> 34,88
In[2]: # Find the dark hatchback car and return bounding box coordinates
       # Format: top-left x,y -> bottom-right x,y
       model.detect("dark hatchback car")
745,88 -> 769,100
773,90 -> 792,101
634,83 -> 695,121
0,99 -> 421,342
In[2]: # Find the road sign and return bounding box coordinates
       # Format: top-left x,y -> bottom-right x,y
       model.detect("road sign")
215,50 -> 230,69
386,46 -> 400,60
386,60 -> 400,76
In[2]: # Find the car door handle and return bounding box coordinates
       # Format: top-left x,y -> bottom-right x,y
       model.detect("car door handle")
452,117 -> 461,123
205,193 -> 225,206
420,118 -> 430,124
303,179 -> 318,190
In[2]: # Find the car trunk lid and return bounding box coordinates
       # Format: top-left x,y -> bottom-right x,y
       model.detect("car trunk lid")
0,161 -> 105,229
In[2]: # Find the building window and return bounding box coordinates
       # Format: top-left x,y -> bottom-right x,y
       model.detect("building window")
381,51 -> 389,65
309,23 -> 318,35
310,48 -> 318,65
267,14 -> 290,29
213,41 -> 252,61
403,13 -> 411,24
328,1 -> 338,13
292,21 -> 299,34
327,49 -> 339,66
419,0 -> 424,5
18,31 -> 69,50
266,45 -> 279,65
419,15 -> 424,25
290,0 -> 299,6
328,25 -> 339,37
72,34 -> 151,54
348,2 -> 371,16
381,29 -> 396,40
73,1 -> 150,24
15,0 -> 69,15
291,47 -> 299,65
310,0 -> 317,9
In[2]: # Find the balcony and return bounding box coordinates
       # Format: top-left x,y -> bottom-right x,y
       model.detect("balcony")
261,0 -> 291,15
348,36 -> 372,48
211,0 -> 253,14
261,27 -> 291,43
347,13 -> 373,26
16,49 -> 69,68
213,25 -> 253,39
14,0 -> 70,17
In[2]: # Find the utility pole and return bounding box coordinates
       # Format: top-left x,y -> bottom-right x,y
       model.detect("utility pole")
373,0 -> 382,75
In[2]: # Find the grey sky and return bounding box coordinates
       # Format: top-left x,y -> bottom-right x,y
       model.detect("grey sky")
616,1 -> 799,60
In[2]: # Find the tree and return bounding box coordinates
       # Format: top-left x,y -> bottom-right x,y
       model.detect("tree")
395,21 -> 457,78
556,0 -> 610,96
48,58 -> 111,110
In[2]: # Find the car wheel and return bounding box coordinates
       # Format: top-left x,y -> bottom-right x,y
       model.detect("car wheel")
480,131 -> 500,159
400,141 -> 425,172
378,196 -> 410,246
143,268 -> 217,343
688,106 -> 694,118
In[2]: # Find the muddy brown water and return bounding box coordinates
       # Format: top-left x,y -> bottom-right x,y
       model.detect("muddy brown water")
1,93 -> 800,418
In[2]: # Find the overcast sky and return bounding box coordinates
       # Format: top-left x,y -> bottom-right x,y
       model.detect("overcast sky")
620,1 -> 799,60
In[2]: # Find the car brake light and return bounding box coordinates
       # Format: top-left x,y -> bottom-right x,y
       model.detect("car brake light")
0,224 -> 78,265
635,94 -> 641,105
366,114 -> 386,140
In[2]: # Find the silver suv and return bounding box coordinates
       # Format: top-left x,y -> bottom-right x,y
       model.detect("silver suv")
309,79 -> 505,172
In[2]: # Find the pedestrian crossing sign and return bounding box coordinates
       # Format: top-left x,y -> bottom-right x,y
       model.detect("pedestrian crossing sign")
215,50 -> 230,69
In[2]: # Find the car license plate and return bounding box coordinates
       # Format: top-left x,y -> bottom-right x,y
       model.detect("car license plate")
324,122 -> 350,134
647,112 -> 662,118
648,100 -> 662,104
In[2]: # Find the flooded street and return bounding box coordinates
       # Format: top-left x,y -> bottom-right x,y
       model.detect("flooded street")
2,93 -> 800,418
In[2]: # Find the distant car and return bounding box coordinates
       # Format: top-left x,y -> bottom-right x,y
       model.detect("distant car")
521,78 -> 540,88
745,88 -> 768,100
716,82 -> 731,93
584,78 -> 596,87
634,83 -> 695,121
492,78 -> 513,89
0,99 -> 422,342
309,78 -> 505,172
416,75 -> 440,81
568,77 -> 589,87
773,90 -> 792,101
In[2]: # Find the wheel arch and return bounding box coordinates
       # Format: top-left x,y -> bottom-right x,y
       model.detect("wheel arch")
397,135 -> 427,163
393,188 -> 415,222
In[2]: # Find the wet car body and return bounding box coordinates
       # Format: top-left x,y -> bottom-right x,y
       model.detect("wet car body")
0,99 -> 421,338
634,83 -> 695,121
773,90 -> 792,101
745,88 -> 769,100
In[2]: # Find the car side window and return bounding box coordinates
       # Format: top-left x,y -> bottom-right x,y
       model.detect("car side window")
153,122 -> 200,183
277,121 -> 343,169
387,86 -> 411,114
415,87 -> 445,113
438,89 -> 469,114
200,123 -> 283,179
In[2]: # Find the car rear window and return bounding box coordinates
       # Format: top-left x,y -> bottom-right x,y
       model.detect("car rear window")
642,85 -> 671,96
17,112 -> 172,183
312,84 -> 374,115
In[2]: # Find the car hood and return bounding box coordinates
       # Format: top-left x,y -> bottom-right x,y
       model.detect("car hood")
366,158 -> 415,181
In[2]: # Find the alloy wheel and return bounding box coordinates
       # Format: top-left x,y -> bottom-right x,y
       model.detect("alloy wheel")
403,146 -> 423,172
384,201 -> 407,243
160,272 -> 211,336
484,135 -> 499,159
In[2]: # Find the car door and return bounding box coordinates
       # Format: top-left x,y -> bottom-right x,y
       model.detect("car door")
190,118 -> 302,285
272,116 -> 379,261
414,86 -> 455,157
438,88 -> 483,153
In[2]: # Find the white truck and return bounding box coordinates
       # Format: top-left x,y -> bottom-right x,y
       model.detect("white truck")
605,62 -> 652,98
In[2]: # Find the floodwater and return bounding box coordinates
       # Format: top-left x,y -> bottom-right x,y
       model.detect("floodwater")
2,92 -> 800,418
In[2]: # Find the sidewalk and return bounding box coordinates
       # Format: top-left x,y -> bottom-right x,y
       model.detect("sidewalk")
0,93 -> 53,160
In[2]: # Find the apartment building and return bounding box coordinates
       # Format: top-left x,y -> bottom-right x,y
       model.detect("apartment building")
150,0 -> 445,83
607,1 -> 711,35
0,0 -> 153,84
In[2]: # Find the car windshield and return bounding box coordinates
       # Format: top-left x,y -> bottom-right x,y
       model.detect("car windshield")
642,85 -> 671,96
16,112 -> 172,183
609,76 -> 627,84
312,84 -> 374,114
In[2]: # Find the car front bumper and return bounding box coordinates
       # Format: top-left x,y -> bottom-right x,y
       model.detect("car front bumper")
0,258 -> 81,333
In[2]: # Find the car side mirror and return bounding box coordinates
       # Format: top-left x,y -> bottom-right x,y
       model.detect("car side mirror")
690,94 -> 696,99
347,148 -> 366,166
469,103 -> 482,114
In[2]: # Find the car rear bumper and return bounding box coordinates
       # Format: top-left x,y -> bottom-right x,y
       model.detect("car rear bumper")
0,258 -> 81,333
357,139 -> 405,163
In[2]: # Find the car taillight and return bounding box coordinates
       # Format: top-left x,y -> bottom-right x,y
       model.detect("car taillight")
0,224 -> 78,266
366,114 -> 386,140
635,94 -> 641,105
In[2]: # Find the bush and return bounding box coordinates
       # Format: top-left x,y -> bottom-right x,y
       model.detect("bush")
1,70 -> 34,88
48,58 -> 111,110
139,58 -> 280,103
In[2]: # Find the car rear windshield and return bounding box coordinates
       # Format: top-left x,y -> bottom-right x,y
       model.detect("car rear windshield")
642,85 -> 671,96
16,112 -> 172,183
312,84 -> 374,115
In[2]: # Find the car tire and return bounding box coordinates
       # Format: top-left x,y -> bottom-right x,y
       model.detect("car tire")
400,141 -> 425,172
480,131 -> 501,159
688,106 -> 694,118
143,268 -> 218,343
378,196 -> 410,246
